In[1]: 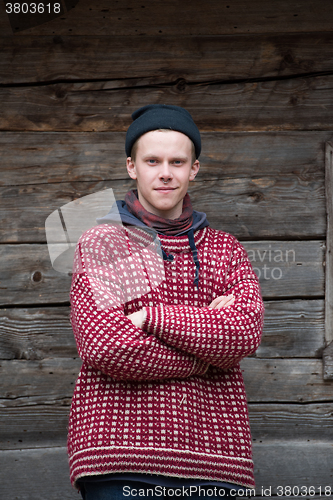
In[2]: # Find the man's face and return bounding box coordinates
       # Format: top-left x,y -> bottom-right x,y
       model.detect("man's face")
126,130 -> 200,219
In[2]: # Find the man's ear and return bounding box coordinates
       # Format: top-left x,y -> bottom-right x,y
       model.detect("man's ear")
189,159 -> 200,181
126,157 -> 137,180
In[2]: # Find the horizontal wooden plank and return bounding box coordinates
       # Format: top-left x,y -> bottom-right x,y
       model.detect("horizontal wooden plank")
0,175 -> 326,242
0,447 -> 77,499
0,244 -> 73,306
0,358 -> 332,404
0,241 -> 325,305
0,443 -> 331,499
0,403 -> 71,449
0,358 -> 81,401
1,400 -> 332,449
252,442 -> 333,493
1,0 -> 333,36
1,75 -> 333,132
254,299 -> 325,358
245,241 -> 325,299
0,306 -> 76,360
241,358 -> 333,403
249,402 -> 333,442
190,178 -> 325,238
0,300 -> 325,361
0,131 -> 328,186
2,33 -> 333,84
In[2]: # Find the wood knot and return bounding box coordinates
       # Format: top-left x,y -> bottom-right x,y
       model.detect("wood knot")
248,192 -> 264,203
55,87 -> 66,99
283,52 -> 295,65
32,271 -> 42,283
176,78 -> 187,92
289,95 -> 298,106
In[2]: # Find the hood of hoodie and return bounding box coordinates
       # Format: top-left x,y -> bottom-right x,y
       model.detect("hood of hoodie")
96,199 -> 210,289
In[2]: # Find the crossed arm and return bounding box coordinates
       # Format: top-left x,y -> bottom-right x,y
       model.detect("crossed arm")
127,294 -> 236,328
70,227 -> 264,380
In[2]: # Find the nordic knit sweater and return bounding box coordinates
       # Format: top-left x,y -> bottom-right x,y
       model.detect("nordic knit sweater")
67,223 -> 264,489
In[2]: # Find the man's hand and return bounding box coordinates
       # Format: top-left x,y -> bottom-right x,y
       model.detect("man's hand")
127,308 -> 147,329
127,295 -> 234,329
208,294 -> 235,309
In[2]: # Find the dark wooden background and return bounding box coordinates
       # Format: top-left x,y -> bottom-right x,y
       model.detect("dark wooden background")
1,1 -> 333,498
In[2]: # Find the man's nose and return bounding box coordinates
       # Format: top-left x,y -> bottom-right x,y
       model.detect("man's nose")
159,161 -> 173,178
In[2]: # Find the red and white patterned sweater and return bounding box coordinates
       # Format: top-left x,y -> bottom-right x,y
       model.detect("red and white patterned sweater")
67,224 -> 264,489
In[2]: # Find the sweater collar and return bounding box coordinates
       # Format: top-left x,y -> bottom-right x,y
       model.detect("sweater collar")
96,192 -> 210,289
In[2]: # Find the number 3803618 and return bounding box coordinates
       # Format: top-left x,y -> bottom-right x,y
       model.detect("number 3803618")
5,3 -> 61,14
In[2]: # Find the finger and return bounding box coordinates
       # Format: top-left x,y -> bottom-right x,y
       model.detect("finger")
216,296 -> 235,309
209,295 -> 232,306
208,296 -> 226,308
208,294 -> 234,308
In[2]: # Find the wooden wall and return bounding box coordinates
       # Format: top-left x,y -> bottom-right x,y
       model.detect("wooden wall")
1,1 -> 333,498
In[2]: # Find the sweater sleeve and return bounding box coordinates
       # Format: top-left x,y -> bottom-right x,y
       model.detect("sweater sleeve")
70,226 -> 208,381
142,237 -> 264,371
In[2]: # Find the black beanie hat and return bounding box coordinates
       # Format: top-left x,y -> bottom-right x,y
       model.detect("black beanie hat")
125,104 -> 201,159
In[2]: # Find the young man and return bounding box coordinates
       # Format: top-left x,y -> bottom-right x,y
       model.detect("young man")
67,104 -> 264,499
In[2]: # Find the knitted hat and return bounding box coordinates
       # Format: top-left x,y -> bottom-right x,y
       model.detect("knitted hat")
125,104 -> 201,159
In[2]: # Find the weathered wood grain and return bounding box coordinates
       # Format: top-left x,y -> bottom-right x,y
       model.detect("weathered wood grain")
0,300 -> 325,361
254,300 -> 325,359
0,358 -> 81,401
189,178 -> 325,238
0,176 -> 326,242
0,447 -> 77,499
1,0 -> 333,37
1,33 -> 333,84
0,244 -> 72,306
0,241 -> 325,305
0,444 -> 331,499
1,75 -> 333,132
241,358 -> 333,403
1,401 -> 332,450
0,131 -> 329,186
252,442 -> 333,493
0,403 -> 72,449
0,358 -> 332,403
245,241 -> 325,300
1,131 -> 327,241
0,306 -> 76,360
249,403 -> 333,442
